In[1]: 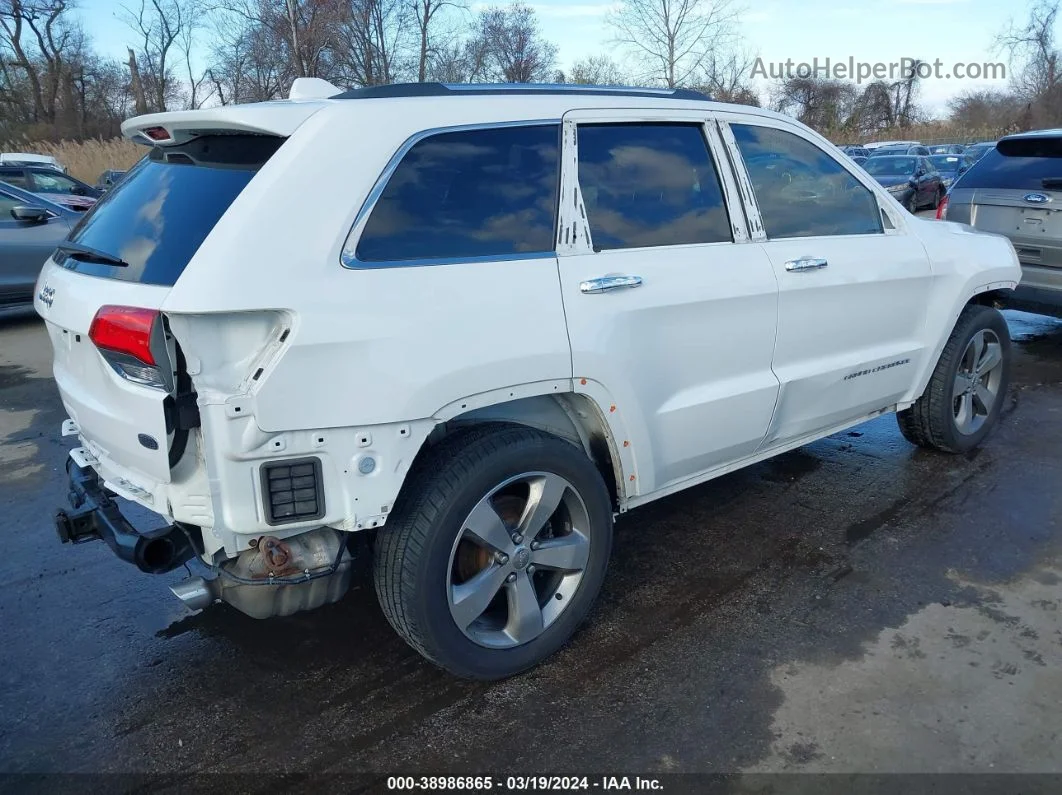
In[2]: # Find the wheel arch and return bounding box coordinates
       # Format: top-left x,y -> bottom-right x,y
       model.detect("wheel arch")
904,282 -> 1016,408
414,393 -> 626,512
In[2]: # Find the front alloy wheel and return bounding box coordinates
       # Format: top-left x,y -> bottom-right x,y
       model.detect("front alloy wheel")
952,328 -> 1005,436
896,304 -> 1011,453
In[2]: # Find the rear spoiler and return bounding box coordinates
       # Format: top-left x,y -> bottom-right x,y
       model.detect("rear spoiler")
121,99 -> 331,146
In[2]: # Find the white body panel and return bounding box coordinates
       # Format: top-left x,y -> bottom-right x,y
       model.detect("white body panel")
36,89 -> 1021,563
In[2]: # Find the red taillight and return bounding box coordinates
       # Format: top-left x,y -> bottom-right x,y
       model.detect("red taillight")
936,195 -> 949,220
89,305 -> 159,365
142,126 -> 171,141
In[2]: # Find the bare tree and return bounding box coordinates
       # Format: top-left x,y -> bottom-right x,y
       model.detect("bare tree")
426,35 -> 489,82
567,53 -> 628,85
995,0 -> 1060,126
0,0 -> 78,124
121,0 -> 195,112
771,75 -> 857,134
474,2 -> 556,83
948,89 -> 1024,132
335,0 -> 412,87
695,47 -> 758,103
410,0 -> 463,82
608,0 -> 743,87
177,6 -> 212,108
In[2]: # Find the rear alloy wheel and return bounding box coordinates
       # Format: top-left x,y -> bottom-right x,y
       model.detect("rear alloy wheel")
373,424 -> 613,680
897,304 -> 1011,453
447,472 -> 591,649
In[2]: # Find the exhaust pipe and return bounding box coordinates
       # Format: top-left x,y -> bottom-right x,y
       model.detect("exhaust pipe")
170,576 -> 217,611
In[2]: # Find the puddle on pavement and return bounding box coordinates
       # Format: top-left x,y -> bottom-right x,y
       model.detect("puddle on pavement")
747,562 -> 1062,773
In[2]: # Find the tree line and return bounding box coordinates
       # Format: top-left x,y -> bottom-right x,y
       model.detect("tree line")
0,0 -> 1058,143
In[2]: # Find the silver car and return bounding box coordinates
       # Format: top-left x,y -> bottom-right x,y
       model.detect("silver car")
0,180 -> 77,315
941,130 -> 1062,318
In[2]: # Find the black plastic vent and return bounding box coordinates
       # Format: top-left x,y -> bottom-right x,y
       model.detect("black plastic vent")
261,458 -> 325,525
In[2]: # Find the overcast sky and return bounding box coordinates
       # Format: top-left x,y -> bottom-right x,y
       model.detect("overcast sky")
82,0 -> 1034,114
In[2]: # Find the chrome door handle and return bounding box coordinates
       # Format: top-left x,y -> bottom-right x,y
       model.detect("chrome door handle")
785,256 -> 829,272
580,275 -> 644,294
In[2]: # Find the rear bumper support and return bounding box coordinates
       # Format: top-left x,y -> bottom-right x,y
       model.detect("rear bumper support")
55,457 -> 198,574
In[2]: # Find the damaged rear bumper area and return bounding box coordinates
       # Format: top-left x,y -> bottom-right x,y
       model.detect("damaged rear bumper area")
55,457 -> 200,574
55,455 -> 354,619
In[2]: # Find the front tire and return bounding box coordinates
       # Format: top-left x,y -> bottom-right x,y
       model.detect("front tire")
373,424 -> 613,680
897,304 -> 1010,453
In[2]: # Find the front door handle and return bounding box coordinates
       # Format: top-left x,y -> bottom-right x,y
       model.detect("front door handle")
580,275 -> 644,294
784,256 -> 828,272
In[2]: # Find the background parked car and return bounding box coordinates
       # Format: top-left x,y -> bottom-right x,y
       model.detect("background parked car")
851,155 -> 868,167
942,129 -> 1062,318
841,145 -> 869,158
0,181 -> 77,315
927,153 -> 975,190
0,165 -> 100,211
929,144 -> 966,155
94,169 -> 127,191
864,140 -> 920,153
868,143 -> 932,158
862,155 -> 945,212
962,141 -> 997,162
0,152 -> 65,172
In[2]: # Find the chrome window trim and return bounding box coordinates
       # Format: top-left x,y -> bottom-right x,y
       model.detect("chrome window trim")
340,118 -> 562,270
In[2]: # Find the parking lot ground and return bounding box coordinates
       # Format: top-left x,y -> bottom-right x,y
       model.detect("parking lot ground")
1,310 -> 1061,783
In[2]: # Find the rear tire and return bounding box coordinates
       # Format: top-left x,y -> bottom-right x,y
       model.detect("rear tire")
897,304 -> 1010,453
373,424 -> 613,680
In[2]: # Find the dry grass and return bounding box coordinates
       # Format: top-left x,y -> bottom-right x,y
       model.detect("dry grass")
10,138 -> 144,183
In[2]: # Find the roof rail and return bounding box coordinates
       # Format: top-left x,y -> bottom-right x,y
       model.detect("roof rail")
330,82 -> 711,101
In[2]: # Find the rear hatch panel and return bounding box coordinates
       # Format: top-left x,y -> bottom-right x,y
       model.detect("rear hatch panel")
35,127 -> 294,495
37,265 -> 174,483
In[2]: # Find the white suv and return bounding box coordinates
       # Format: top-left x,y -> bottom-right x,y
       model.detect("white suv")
35,81 -> 1021,679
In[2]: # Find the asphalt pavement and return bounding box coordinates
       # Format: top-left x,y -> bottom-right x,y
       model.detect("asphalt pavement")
1,308 -> 1061,789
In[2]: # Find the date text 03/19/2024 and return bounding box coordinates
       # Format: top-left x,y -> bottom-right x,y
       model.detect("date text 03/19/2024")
386,776 -> 665,791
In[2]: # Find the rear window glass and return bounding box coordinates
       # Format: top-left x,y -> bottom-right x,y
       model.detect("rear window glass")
60,134 -> 282,285
354,124 -> 559,263
955,137 -> 1062,191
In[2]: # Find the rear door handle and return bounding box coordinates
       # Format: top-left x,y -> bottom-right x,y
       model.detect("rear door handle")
580,275 -> 644,294
784,256 -> 828,272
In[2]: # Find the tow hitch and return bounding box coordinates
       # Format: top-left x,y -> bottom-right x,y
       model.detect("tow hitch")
55,458 -> 199,574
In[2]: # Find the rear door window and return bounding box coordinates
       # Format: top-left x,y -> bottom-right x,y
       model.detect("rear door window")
731,124 -> 883,239
354,124 -> 560,264
955,137 -> 1062,191
576,123 -> 732,250
61,134 -> 282,285
0,168 -> 29,188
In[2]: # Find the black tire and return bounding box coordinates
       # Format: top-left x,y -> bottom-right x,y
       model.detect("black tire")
373,423 -> 613,680
897,304 -> 1011,453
